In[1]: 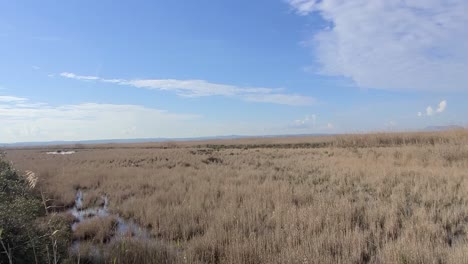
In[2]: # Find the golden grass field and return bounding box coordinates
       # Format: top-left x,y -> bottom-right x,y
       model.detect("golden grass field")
5,130 -> 468,264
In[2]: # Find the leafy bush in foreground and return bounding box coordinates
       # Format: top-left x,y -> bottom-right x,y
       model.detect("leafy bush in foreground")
0,156 -> 70,264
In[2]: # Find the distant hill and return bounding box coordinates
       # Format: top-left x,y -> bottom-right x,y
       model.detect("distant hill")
0,136 -> 239,147
0,134 -> 329,148
424,125 -> 465,132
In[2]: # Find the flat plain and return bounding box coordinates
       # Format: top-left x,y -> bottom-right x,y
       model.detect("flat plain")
5,130 -> 468,263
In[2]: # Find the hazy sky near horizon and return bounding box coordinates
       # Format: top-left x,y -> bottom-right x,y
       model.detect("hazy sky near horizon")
1,0 -> 467,143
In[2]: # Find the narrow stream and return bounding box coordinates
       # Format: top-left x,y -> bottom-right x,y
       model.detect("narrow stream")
69,190 -> 151,253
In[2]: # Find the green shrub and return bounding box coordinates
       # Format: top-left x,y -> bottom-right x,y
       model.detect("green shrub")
0,157 -> 70,264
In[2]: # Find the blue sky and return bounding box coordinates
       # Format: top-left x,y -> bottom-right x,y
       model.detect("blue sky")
1,0 -> 467,143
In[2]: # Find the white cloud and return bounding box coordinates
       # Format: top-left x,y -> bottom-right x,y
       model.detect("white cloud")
436,100 -> 447,113
0,96 -> 199,143
290,115 -> 336,131
0,96 -> 28,102
243,93 -> 313,105
60,72 -> 314,106
60,72 -> 99,81
426,106 -> 434,116
419,100 -> 447,117
291,114 -> 317,128
32,66 -> 40,70
287,0 -> 317,15
288,0 -> 468,91
126,79 -> 275,97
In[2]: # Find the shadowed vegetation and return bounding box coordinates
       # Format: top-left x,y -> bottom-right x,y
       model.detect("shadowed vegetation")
0,155 -> 71,264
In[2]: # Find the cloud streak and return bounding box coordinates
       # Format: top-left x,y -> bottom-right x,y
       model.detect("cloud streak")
287,0 -> 468,91
0,96 -> 28,102
60,72 -> 314,106
60,72 -> 99,81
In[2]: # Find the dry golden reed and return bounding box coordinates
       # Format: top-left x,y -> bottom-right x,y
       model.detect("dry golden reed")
5,129 -> 468,263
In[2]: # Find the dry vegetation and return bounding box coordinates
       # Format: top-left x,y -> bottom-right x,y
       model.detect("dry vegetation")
4,130 -> 468,263
73,217 -> 118,244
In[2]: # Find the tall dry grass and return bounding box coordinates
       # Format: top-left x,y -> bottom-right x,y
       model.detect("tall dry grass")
5,130 -> 468,263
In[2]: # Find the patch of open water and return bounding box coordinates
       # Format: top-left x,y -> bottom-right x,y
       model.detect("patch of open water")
69,190 -> 151,253
47,151 -> 76,155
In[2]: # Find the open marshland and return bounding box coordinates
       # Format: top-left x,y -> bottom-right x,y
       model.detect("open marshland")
4,130 -> 468,263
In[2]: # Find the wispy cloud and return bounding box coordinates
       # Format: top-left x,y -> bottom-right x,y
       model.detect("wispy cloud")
426,106 -> 434,116
0,96 -> 199,143
287,0 -> 317,15
290,114 -> 336,132
0,96 -> 28,102
125,79 -> 275,97
60,72 -> 99,81
419,100 -> 447,117
291,114 -> 316,129
243,94 -> 313,105
287,0 -> 468,91
59,72 -> 314,106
